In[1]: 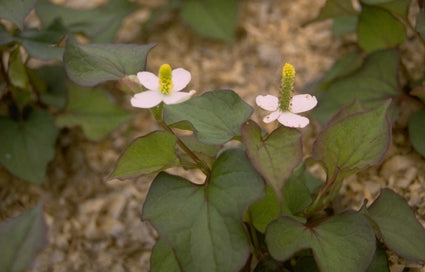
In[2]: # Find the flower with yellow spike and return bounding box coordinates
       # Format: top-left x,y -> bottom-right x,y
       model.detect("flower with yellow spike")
256,63 -> 317,128
131,64 -> 196,108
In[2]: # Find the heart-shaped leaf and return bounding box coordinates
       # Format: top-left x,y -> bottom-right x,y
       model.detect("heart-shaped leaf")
408,110 -> 425,157
0,109 -> 58,184
313,99 -> 391,179
241,120 -> 302,196
63,37 -> 154,87
312,0 -> 357,22
0,23 -> 14,45
0,204 -> 47,272
181,0 -> 238,43
35,0 -> 136,42
164,90 -> 253,145
55,84 -> 130,141
150,239 -> 180,272
313,49 -> 400,124
367,241 -> 389,272
332,15 -> 358,36
367,188 -> 425,262
357,4 -> 405,53
0,0 -> 36,30
110,131 -> 178,179
142,149 -> 265,272
266,211 -> 376,272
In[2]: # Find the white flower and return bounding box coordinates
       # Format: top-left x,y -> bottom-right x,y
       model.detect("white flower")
256,94 -> 318,128
130,64 -> 196,109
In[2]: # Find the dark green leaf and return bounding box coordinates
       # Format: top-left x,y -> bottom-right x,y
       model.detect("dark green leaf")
164,90 -> 253,145
63,37 -> 154,87
35,0 -> 136,42
15,19 -> 68,60
0,109 -> 58,184
0,0 -> 36,30
313,49 -> 400,124
315,52 -> 364,94
361,0 -> 411,19
36,65 -> 67,109
181,0 -> 238,43
368,188 -> 425,262
332,15 -> 358,36
241,120 -> 302,195
408,110 -> 425,157
266,211 -> 376,272
178,135 -> 219,168
312,0 -> 357,22
150,239 -> 180,272
56,84 -> 130,140
313,100 -> 391,179
142,149 -> 265,272
294,256 -> 320,272
0,23 -> 14,45
357,4 -> 406,53
366,241 -> 389,272
110,131 -> 178,179
248,184 -> 281,233
283,164 -> 323,216
0,205 -> 47,272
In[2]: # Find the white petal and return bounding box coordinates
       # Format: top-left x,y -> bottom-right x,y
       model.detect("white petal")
137,71 -> 159,91
130,90 -> 164,108
289,94 -> 318,113
171,68 -> 191,92
278,112 -> 310,128
256,95 -> 279,111
163,90 -> 196,105
263,110 -> 281,123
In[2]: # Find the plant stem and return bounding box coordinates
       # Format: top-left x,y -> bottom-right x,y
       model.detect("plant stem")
152,105 -> 211,176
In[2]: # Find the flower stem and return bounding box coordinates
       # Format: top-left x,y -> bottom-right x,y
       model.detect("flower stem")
152,104 -> 211,176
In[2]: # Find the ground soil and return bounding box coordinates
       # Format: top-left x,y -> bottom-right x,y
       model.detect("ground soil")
1,0 -> 425,271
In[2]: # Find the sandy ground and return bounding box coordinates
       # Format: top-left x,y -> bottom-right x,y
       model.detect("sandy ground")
1,0 -> 425,271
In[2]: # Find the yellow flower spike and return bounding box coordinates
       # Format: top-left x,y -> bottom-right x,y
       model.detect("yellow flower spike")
158,63 -> 173,95
279,63 -> 296,112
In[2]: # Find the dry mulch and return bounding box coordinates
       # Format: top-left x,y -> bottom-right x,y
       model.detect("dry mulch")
0,0 -> 424,271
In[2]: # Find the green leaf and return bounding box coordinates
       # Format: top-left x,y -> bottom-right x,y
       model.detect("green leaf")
357,4 -> 406,53
8,47 -> 30,90
0,109 -> 58,184
164,90 -> 253,145
313,100 -> 391,179
332,15 -> 358,36
15,19 -> 68,60
241,120 -> 302,195
36,65 -> 67,109
150,239 -> 180,272
0,204 -> 47,272
408,110 -> 425,157
35,0 -> 136,42
178,135 -> 219,168
142,149 -> 265,272
367,188 -> 425,262
110,131 -> 178,179
361,0 -> 411,19
312,0 -> 357,22
181,0 -> 238,43
0,0 -> 36,30
0,23 -> 14,45
55,84 -> 130,140
248,184 -> 281,233
367,241 -> 389,272
283,164 -> 323,216
63,37 -> 154,87
313,49 -> 400,124
266,211 -> 376,272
